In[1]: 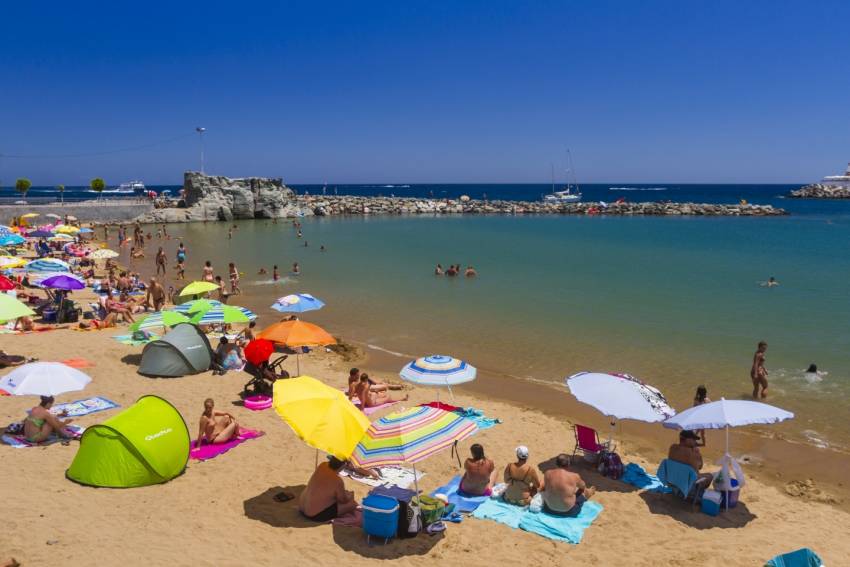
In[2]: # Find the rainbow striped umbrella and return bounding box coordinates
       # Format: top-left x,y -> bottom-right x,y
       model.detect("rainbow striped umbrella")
350,406 -> 478,472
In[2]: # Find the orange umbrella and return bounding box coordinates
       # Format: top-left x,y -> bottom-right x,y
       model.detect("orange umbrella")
257,320 -> 336,375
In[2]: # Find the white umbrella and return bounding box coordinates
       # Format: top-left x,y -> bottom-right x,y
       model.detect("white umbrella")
566,371 -> 676,446
0,362 -> 92,396
663,398 -> 794,509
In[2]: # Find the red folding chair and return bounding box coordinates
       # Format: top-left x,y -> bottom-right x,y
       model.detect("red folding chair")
572,424 -> 611,464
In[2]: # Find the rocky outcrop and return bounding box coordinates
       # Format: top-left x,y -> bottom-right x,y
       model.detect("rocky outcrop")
789,184 -> 850,199
140,172 -> 299,222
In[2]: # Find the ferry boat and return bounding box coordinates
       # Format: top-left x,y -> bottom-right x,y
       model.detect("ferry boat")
821,163 -> 850,189
98,180 -> 147,194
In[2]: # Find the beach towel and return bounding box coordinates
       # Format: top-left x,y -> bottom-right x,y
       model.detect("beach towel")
2,424 -> 85,448
332,508 -> 363,528
112,333 -> 160,346
622,463 -> 672,494
657,459 -> 698,497
431,475 -> 490,513
189,429 -> 264,461
341,466 -> 424,489
50,396 -> 119,417
454,407 -> 501,430
421,401 -> 461,412
473,497 -> 604,543
363,400 -> 402,415
60,357 -> 95,369
765,547 -> 823,567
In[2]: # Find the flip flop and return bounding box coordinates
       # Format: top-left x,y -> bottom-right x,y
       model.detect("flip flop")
273,491 -> 295,503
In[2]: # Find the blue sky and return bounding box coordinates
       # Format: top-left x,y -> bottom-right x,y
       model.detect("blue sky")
2,1 -> 849,185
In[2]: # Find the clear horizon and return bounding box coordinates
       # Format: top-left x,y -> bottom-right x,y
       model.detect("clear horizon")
2,1 -> 849,186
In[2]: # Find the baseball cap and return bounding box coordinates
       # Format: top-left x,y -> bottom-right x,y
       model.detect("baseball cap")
516,445 -> 529,459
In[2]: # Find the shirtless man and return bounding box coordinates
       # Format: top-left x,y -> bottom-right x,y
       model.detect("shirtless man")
355,373 -> 407,408
196,398 -> 241,448
145,277 -> 166,311
347,368 -> 362,399
540,454 -> 596,517
751,341 -> 768,398
299,456 -> 358,522
155,246 -> 167,276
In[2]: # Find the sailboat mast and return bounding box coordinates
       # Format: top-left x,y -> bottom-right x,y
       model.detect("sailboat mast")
550,163 -> 555,193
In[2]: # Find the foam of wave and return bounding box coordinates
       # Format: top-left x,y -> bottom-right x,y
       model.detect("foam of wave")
249,277 -> 292,286
366,343 -> 417,359
609,187 -> 668,191
802,429 -> 830,449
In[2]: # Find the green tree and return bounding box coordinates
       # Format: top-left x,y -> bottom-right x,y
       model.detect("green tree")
90,178 -> 106,199
15,178 -> 32,201
56,184 -> 65,204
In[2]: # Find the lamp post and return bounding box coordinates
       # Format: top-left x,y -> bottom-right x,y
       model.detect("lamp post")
195,127 -> 206,173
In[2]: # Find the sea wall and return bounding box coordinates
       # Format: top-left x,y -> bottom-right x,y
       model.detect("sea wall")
789,184 -> 850,199
0,200 -> 153,223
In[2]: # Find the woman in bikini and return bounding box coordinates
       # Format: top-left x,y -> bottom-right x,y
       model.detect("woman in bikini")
23,396 -> 74,443
502,445 -> 541,505
460,443 -> 496,496
356,374 -> 407,408
202,260 -> 215,282
751,341 -> 769,398
196,398 -> 241,448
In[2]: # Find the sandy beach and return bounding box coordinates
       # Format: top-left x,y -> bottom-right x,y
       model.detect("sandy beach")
2,324 -> 849,566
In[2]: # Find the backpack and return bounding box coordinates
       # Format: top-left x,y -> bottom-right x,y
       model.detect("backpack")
598,451 -> 624,480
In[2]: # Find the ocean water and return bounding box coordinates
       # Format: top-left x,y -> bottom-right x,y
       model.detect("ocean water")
155,210 -> 850,453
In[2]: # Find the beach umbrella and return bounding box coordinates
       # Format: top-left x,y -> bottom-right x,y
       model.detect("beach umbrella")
663,398 -> 793,509
31,272 -> 84,288
0,256 -> 26,269
0,362 -> 91,397
400,355 -> 476,400
0,234 -> 26,246
0,293 -> 35,322
258,320 -> 336,375
350,406 -> 478,494
244,339 -> 275,366
0,275 -> 15,291
45,213 -> 62,220
49,234 -> 74,242
178,280 -> 219,297
54,225 -> 80,234
188,304 -> 254,326
89,248 -> 119,260
272,376 -> 371,460
40,274 -> 85,291
565,371 -> 676,447
78,227 -> 94,234
20,213 -> 39,220
26,230 -> 55,238
271,293 -> 325,314
25,258 -> 70,275
170,298 -> 221,314
129,311 -> 191,332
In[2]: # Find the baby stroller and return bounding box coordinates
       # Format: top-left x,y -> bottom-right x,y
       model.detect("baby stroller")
241,339 -> 290,398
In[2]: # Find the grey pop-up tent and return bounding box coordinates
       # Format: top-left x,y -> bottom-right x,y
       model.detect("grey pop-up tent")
138,323 -> 213,377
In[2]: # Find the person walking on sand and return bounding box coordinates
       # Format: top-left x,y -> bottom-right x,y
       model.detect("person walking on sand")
751,341 -> 769,398
155,246 -> 167,276
228,262 -> 241,295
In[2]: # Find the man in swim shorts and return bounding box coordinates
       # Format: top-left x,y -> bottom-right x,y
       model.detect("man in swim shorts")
299,456 -> 358,522
540,454 -> 596,517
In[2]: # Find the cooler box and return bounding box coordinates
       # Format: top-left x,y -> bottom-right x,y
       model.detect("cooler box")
718,478 -> 740,508
362,493 -> 399,544
701,489 -> 722,516
42,308 -> 57,323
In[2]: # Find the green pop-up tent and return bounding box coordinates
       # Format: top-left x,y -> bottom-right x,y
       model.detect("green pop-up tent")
66,395 -> 190,488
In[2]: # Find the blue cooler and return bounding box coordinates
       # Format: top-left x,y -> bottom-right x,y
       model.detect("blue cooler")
42,308 -> 57,323
719,478 -> 740,508
701,489 -> 722,516
362,493 -> 400,544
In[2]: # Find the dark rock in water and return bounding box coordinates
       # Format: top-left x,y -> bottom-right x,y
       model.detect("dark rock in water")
789,184 -> 850,199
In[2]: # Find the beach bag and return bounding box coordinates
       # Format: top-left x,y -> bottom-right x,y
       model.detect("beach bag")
416,495 -> 446,526
599,451 -> 624,480
405,499 -> 422,536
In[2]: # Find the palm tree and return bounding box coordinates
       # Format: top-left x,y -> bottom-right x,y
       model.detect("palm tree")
90,178 -> 106,200
15,178 -> 32,202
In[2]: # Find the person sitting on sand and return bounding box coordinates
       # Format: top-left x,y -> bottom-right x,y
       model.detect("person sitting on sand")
13,316 -> 35,332
299,456 -> 358,522
540,453 -> 596,516
503,445 -> 541,506
461,443 -> 496,496
347,367 -> 362,399
23,396 -> 74,443
130,246 -> 144,259
668,430 -> 713,484
0,351 -> 32,368
356,373 -> 408,408
105,289 -> 135,323
196,398 -> 241,448
213,337 -> 245,374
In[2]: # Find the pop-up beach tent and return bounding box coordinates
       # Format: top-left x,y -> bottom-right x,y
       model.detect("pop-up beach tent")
137,323 -> 213,377
66,395 -> 190,488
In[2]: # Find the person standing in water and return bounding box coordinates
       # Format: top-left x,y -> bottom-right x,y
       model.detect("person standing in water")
228,262 -> 241,295
155,247 -> 167,276
273,265 -> 280,282
751,341 -> 769,398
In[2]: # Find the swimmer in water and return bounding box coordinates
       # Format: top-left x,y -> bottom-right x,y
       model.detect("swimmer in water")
292,262 -> 300,275
804,363 -> 823,383
273,265 -> 280,281
465,265 -> 477,278
435,263 -> 443,276
258,267 -> 268,275
751,341 -> 769,398
760,277 -> 779,287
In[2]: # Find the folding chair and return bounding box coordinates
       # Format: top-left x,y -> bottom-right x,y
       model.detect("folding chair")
571,424 -> 611,464
656,459 -> 711,510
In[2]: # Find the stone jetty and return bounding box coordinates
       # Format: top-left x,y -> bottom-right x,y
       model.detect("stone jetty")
789,184 -> 850,199
139,172 -> 786,222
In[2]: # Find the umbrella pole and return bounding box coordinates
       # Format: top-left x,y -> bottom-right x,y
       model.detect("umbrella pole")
725,425 -> 730,512
296,353 -> 301,376
315,448 -> 319,469
413,462 -> 420,497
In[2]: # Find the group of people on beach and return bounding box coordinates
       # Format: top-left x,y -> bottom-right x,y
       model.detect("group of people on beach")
435,264 -> 477,277
345,368 -> 407,408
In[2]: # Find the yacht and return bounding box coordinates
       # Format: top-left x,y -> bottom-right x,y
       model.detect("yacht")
543,150 -> 582,203
821,163 -> 850,189
100,180 -> 146,193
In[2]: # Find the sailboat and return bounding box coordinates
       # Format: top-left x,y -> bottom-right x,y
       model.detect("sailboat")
543,150 -> 582,203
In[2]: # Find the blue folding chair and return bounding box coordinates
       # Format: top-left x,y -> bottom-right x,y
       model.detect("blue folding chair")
656,459 -> 711,509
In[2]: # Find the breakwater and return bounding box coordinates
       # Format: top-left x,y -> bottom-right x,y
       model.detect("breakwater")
789,184 -> 850,199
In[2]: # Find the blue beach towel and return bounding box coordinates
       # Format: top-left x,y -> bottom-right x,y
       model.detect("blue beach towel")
472,497 -> 603,543
622,463 -> 672,494
766,548 -> 823,567
431,475 -> 490,513
657,459 -> 698,497
454,407 -> 501,430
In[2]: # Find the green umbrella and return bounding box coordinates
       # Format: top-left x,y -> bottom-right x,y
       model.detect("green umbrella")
129,311 -> 191,332
0,293 -> 35,323
189,304 -> 252,325
178,281 -> 219,297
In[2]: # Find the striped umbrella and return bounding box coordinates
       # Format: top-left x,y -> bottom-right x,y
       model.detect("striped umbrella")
350,406 -> 478,493
171,298 -> 221,314
130,311 -> 191,332
25,258 -> 70,275
271,293 -> 325,314
188,304 -> 256,326
400,355 -> 477,400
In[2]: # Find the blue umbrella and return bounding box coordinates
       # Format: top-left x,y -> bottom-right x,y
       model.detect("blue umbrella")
27,230 -> 55,238
25,258 -> 70,275
0,234 -> 25,246
271,293 -> 325,313
78,227 -> 94,233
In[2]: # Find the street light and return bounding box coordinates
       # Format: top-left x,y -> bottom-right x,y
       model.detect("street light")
195,127 -> 206,173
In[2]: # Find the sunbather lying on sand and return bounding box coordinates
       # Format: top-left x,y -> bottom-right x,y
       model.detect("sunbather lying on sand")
0,351 -> 32,368
355,373 -> 407,407
23,396 -> 74,443
196,398 -> 242,448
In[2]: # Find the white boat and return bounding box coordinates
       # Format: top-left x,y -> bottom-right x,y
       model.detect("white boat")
821,163 -> 850,189
543,150 -> 582,203
99,180 -> 146,194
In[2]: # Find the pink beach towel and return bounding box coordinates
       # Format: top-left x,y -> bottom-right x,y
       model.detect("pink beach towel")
351,399 -> 402,415
189,429 -> 264,461
332,508 -> 363,527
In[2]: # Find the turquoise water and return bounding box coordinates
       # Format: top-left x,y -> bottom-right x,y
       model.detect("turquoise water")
160,214 -> 850,451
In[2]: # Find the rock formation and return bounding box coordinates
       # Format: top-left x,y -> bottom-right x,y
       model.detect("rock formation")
789,184 -> 850,199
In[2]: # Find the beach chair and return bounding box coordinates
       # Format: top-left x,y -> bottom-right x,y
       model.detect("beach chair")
571,424 -> 610,464
656,459 -> 711,509
765,547 -> 823,567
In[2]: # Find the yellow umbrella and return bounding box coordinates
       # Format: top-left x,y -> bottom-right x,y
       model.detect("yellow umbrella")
54,225 -> 80,234
178,280 -> 219,297
20,213 -> 39,219
0,294 -> 35,323
0,256 -> 26,269
49,234 -> 74,241
272,376 -> 371,460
